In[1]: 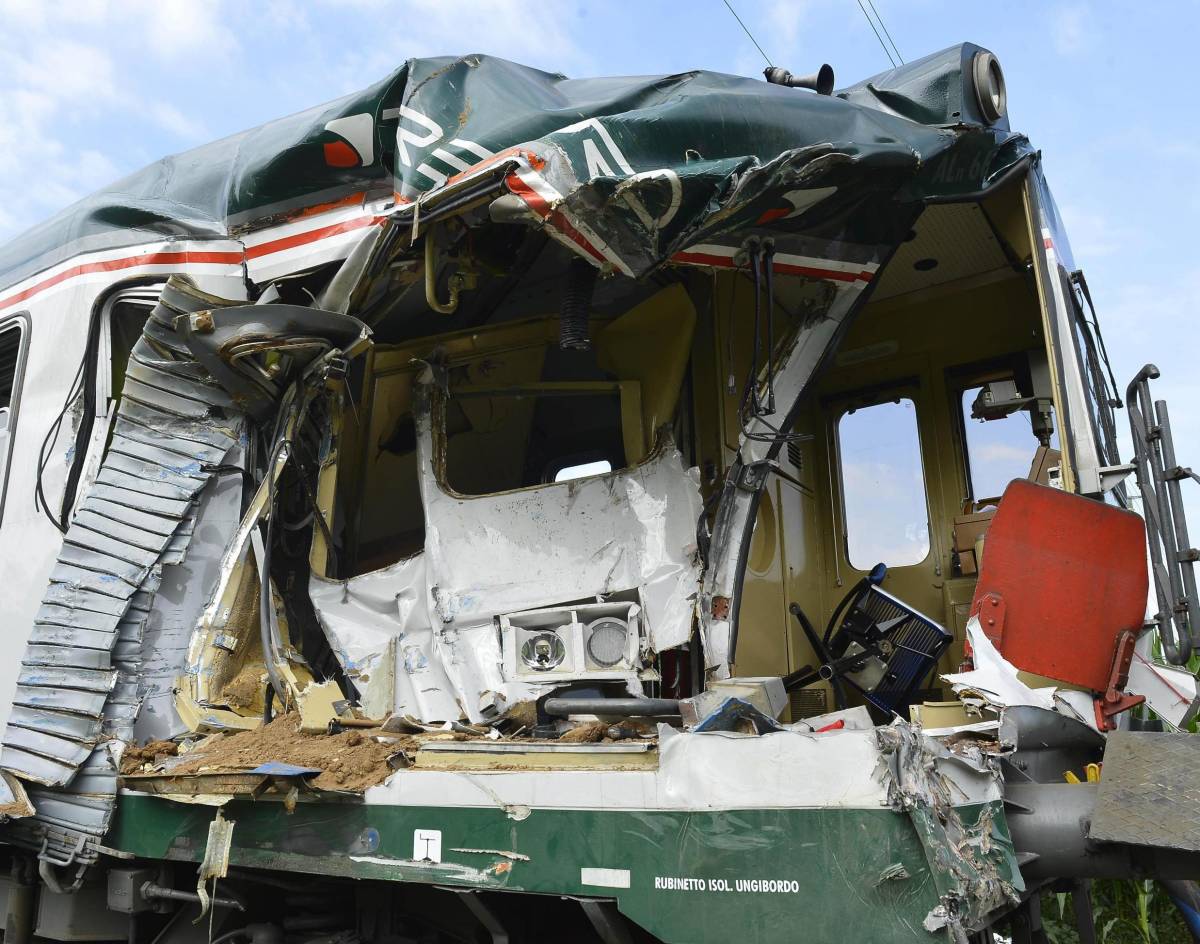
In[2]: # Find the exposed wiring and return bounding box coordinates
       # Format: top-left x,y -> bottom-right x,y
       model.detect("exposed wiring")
35,355 -> 86,534
733,241 -> 810,446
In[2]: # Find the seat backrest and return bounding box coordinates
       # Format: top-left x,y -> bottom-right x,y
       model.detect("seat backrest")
969,478 -> 1148,691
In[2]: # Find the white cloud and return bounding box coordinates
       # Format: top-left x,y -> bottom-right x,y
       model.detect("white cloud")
0,1 -> 241,241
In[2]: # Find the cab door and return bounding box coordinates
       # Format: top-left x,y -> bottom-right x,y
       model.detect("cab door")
817,377 -> 949,663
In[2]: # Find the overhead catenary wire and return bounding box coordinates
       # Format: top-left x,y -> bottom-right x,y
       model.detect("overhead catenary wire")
721,0 -> 773,67
855,0 -> 897,68
864,0 -> 904,64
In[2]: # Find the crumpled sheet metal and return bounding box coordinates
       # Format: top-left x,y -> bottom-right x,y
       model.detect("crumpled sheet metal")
941,617 -> 1105,732
0,275 -> 246,864
699,274 -> 870,675
877,722 -> 1022,938
415,392 -> 702,651
387,52 -> 1028,281
309,554 -> 463,723
311,389 -> 703,724
134,468 -> 244,743
942,617 -> 1056,712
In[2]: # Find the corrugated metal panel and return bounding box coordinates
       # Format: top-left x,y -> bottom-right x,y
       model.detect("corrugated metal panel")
0,275 -> 247,866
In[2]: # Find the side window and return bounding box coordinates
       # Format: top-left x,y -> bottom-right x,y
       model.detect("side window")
554,458 -> 613,482
99,287 -> 159,416
960,380 -> 1059,500
0,316 -> 30,525
837,397 -> 930,570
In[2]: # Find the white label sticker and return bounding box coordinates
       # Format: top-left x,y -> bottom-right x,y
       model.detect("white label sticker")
413,829 -> 442,863
581,867 -> 631,889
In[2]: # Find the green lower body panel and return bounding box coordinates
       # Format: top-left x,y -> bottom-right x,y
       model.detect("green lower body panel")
109,793 -> 999,943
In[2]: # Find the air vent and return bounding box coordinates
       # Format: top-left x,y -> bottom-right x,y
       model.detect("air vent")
786,440 -> 803,472
789,687 -> 827,720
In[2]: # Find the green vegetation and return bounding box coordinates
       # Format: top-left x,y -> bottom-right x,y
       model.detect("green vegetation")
1041,881 -> 1191,943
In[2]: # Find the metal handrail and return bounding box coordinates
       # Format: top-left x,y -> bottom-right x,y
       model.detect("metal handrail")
1126,364 -> 1197,664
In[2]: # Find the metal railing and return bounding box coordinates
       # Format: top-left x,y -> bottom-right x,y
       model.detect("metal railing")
1126,364 -> 1199,664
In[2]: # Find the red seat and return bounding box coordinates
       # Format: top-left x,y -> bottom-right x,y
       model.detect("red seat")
969,478 -> 1148,692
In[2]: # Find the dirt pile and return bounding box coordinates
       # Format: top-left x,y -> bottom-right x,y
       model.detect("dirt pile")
150,714 -> 412,792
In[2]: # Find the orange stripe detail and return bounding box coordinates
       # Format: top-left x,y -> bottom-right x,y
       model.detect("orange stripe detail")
0,249 -> 243,311
244,214 -> 384,260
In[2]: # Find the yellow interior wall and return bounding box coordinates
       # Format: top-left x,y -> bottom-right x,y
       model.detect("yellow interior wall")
698,266 -> 1051,701
330,286 -> 696,577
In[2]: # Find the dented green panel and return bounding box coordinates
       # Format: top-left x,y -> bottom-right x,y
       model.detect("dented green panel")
0,44 -> 1032,294
110,793 -> 1015,944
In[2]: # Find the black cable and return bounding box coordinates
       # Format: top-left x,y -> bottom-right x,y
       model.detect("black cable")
35,355 -> 86,533
260,438 -> 287,721
764,242 -> 776,415
737,242 -> 764,422
864,0 -> 904,64
721,0 -> 772,66
855,0 -> 897,68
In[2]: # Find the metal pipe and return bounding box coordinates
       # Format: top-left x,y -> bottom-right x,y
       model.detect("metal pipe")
1155,399 -> 1200,647
140,882 -> 246,912
542,697 -> 681,718
424,226 -> 464,315
1125,365 -> 1190,663
6,859 -> 35,944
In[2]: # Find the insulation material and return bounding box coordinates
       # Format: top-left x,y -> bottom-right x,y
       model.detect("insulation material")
0,276 -> 247,865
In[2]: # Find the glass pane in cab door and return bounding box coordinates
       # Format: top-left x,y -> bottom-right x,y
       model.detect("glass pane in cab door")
838,398 -> 930,570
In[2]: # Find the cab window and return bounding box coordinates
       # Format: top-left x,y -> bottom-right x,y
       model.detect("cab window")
959,378 -> 1059,500
838,397 -> 930,570
0,316 -> 30,525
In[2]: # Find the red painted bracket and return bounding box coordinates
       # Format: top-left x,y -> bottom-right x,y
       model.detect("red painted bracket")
1094,629 -> 1146,731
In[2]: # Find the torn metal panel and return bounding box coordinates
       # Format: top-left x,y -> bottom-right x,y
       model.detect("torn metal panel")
135,467 -> 244,743
175,302 -> 369,420
309,554 -> 460,722
877,722 -> 1022,937
0,275 -> 247,866
310,377 -> 704,724
942,617 -> 1056,711
698,273 -> 874,675
415,382 -> 702,651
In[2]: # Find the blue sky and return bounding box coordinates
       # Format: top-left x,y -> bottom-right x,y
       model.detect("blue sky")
1,0 -> 1197,521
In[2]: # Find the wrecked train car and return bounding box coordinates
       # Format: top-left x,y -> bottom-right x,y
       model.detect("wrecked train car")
0,44 -> 1197,944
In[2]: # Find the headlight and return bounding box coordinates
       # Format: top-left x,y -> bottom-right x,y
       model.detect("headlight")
521,632 -> 566,671
971,51 -> 1006,124
585,617 -> 629,668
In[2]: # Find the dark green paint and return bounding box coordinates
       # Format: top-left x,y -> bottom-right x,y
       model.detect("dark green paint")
0,43 -> 1033,293
110,793 -> 1014,944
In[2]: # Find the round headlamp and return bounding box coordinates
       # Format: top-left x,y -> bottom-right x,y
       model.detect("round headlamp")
971,51 -> 1006,124
585,617 -> 629,668
521,632 -> 566,671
